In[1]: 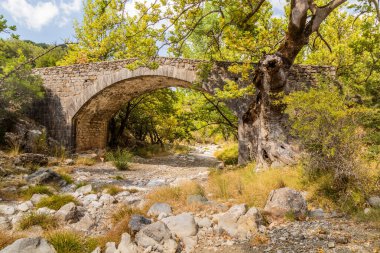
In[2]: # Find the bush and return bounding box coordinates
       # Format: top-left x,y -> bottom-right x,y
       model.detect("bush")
284,83 -> 372,210
18,212 -> 58,230
20,185 -> 53,200
36,194 -> 78,210
214,143 -> 238,165
46,230 -> 98,253
106,148 -> 133,171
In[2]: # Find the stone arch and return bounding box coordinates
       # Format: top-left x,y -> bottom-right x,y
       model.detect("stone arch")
72,65 -> 201,151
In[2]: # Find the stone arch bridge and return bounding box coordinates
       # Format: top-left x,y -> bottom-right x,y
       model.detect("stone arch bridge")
31,57 -> 334,162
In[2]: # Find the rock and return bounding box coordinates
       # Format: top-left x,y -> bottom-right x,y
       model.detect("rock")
76,185 -> 92,195
182,236 -> 197,253
162,239 -> 178,253
128,215 -> 152,233
0,204 -> 16,215
364,208 -> 372,214
55,202 -> 82,222
146,179 -> 166,187
117,233 -> 139,253
105,242 -> 117,253
73,213 -> 95,231
99,194 -> 115,205
162,213 -> 198,238
17,201 -> 33,212
218,204 -> 247,237
309,208 -> 325,218
82,194 -> 98,206
328,241 -> 335,248
264,187 -> 307,220
0,237 -> 56,253
30,194 -> 48,205
195,217 -> 212,228
14,153 -> 49,167
36,207 -> 55,215
26,168 -> 66,186
63,159 -> 75,166
368,196 -> 380,208
0,216 -> 11,230
147,203 -> 172,217
135,221 -> 172,248
187,195 -> 208,204
236,207 -> 263,239
91,247 -> 101,253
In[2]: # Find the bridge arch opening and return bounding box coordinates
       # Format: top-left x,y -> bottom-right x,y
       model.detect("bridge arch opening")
72,74 -> 237,152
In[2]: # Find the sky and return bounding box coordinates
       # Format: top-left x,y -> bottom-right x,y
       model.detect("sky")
0,0 -> 286,44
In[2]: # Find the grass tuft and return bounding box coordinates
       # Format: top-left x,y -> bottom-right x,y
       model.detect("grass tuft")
102,185 -> 124,196
46,230 -> 98,253
75,157 -> 96,166
105,149 -> 133,171
18,212 -> 59,230
0,231 -> 23,250
20,185 -> 53,200
36,194 -> 78,210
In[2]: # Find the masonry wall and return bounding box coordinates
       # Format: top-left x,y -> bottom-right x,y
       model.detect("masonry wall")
31,57 -> 335,151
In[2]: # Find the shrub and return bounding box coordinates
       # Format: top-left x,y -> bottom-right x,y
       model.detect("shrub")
18,212 -> 58,230
36,194 -> 78,210
106,148 -> 133,171
20,185 -> 53,200
46,230 -> 98,253
214,143 -> 238,165
284,83 -> 372,211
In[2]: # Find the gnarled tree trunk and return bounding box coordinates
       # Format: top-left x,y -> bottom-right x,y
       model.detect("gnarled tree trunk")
238,0 -> 347,169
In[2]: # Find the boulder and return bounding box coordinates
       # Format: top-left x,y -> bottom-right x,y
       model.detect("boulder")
187,195 -> 208,205
91,247 -> 101,253
55,202 -> 82,223
264,187 -> 307,220
218,204 -> 247,237
82,194 -> 98,206
75,185 -> 92,195
0,237 -> 56,253
36,207 -> 55,215
17,201 -> 33,212
182,236 -> 198,253
146,179 -> 166,187
236,207 -> 263,239
117,233 -> 139,253
309,208 -> 325,218
99,194 -> 115,205
14,154 -> 48,167
368,196 -> 380,208
0,204 -> 16,215
147,203 -> 172,217
135,221 -> 173,250
26,168 -> 66,186
195,217 -> 212,228
72,213 -> 95,231
128,215 -> 151,233
162,213 -> 198,238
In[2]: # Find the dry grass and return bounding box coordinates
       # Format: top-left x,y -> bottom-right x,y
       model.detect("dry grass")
55,166 -> 75,175
0,231 -> 23,250
250,234 -> 270,246
18,212 -> 59,230
75,157 -> 96,166
144,181 -> 212,213
7,144 -> 21,157
207,164 -> 303,207
20,185 -> 53,200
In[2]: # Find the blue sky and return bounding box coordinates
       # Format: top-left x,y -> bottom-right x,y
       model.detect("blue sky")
0,0 -> 286,44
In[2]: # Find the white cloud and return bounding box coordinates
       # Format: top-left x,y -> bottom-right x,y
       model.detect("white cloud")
60,0 -> 82,15
1,0 -> 59,30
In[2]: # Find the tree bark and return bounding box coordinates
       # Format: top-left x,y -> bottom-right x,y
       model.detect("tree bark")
238,0 -> 347,170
